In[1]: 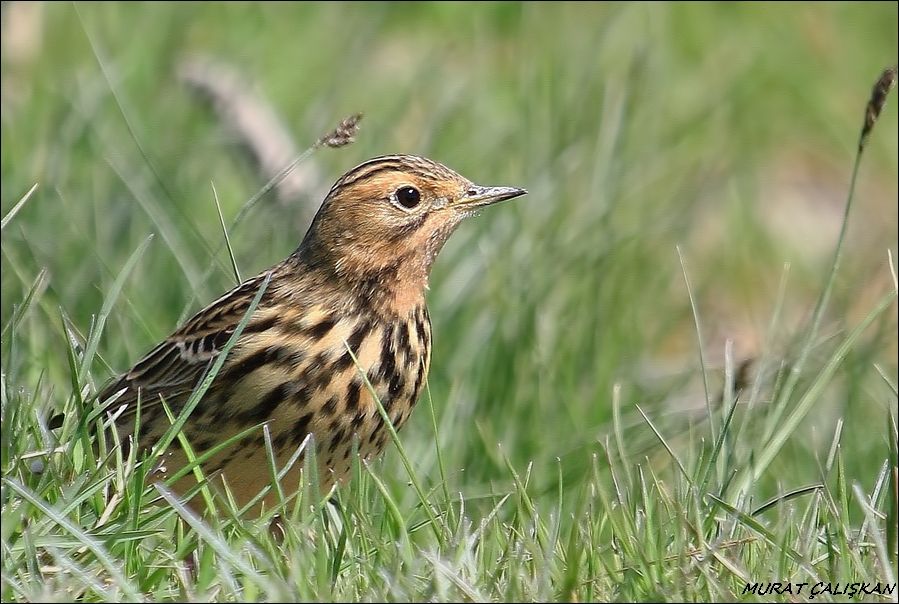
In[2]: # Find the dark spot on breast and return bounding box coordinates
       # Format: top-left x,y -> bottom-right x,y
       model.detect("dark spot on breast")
288,349 -> 307,367
366,423 -> 380,445
241,382 -> 289,423
293,413 -> 311,436
291,421 -> 313,447
411,360 -> 427,402
331,351 -> 354,372
222,347 -> 273,381
415,312 -> 430,349
306,316 -> 336,340
326,416 -> 343,435
351,411 -> 366,430
329,429 -> 347,453
397,322 -> 411,360
273,431 -> 292,449
322,396 -> 339,416
371,414 -> 385,437
388,372 -> 404,400
355,272 -> 391,302
300,353 -> 334,392
242,314 -> 280,335
378,329 -> 396,382
345,380 -> 362,412
292,435 -> 310,450
347,319 -> 371,352
221,345 -> 305,389
309,352 -> 330,371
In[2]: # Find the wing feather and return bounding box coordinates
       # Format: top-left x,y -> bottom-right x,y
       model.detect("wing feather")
96,270 -> 276,418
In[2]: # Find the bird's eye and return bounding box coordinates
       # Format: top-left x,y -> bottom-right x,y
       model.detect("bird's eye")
394,186 -> 421,209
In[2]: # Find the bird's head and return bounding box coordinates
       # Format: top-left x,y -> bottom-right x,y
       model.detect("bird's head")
297,155 -> 526,310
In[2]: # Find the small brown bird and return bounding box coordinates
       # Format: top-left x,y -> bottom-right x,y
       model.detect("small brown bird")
90,154 -> 526,510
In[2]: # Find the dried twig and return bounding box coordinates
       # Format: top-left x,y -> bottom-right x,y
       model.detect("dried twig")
315,113 -> 363,149
859,65 -> 897,151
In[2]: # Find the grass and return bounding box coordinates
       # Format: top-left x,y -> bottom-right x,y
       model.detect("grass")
2,2 -> 897,602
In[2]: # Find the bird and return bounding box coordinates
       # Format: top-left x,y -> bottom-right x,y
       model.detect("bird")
75,154 -> 526,512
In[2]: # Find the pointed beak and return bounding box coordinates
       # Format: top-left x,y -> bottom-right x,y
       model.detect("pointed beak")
454,185 -> 528,209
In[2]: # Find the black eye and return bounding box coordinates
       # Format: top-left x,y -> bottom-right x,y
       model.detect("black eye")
394,186 -> 421,209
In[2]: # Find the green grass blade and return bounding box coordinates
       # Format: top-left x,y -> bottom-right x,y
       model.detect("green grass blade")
1,183 -> 38,231
77,235 -> 154,383
2,479 -> 142,601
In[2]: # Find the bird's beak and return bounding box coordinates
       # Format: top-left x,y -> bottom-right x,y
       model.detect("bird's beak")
454,185 -> 528,209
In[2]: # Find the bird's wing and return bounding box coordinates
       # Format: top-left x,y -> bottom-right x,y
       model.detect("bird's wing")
88,270 -> 275,424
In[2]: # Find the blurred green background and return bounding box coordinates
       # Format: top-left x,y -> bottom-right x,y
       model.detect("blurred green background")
2,1 -> 897,505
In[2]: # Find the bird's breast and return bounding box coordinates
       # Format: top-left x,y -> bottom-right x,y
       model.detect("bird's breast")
203,303 -> 432,487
